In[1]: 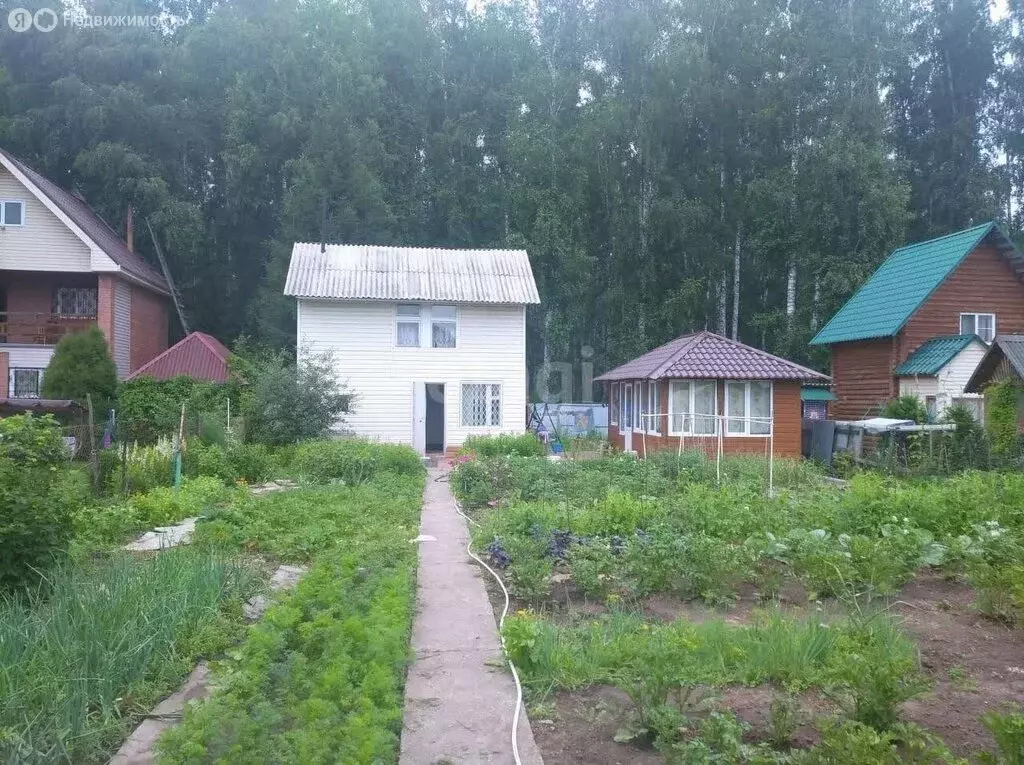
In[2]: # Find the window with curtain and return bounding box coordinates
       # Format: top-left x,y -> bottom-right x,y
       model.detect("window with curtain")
669,380 -> 717,435
53,287 -> 97,317
725,381 -> 772,435
610,384 -> 619,426
396,304 -> 420,347
960,313 -> 995,343
431,305 -> 457,348
461,383 -> 501,426
647,381 -> 661,433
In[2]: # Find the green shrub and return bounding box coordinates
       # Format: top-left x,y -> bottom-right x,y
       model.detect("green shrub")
796,720 -> 966,764
118,375 -> 240,446
0,414 -> 69,466
226,442 -> 273,483
882,395 -> 928,424
40,326 -> 118,409
293,439 -> 423,485
0,459 -> 87,588
463,433 -> 546,457
240,349 -> 351,446
985,379 -> 1022,460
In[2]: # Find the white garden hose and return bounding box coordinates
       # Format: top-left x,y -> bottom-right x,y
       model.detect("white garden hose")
443,474 -> 525,765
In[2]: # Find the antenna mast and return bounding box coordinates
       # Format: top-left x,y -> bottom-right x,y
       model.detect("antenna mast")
145,218 -> 190,335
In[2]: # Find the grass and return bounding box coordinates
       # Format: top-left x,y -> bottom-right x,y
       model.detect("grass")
157,470 -> 425,763
0,549 -> 257,764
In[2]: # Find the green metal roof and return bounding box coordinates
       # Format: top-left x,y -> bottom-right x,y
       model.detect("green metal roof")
810,222 -> 1018,345
800,386 -> 835,402
893,334 -> 980,376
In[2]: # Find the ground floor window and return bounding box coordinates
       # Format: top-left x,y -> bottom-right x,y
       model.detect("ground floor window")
647,381 -> 661,434
461,383 -> 501,427
622,383 -> 633,430
725,381 -> 772,435
609,383 -> 619,426
669,380 -> 717,435
10,368 -> 43,398
634,381 -> 644,431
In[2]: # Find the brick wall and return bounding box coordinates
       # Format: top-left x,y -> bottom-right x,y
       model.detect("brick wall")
129,283 -> 168,372
0,352 -> 8,398
604,379 -> 804,458
96,274 -> 115,352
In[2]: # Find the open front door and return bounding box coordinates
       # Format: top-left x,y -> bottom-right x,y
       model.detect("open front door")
412,382 -> 426,454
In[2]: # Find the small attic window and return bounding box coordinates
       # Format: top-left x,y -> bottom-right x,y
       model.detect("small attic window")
0,201 -> 24,226
960,313 -> 995,343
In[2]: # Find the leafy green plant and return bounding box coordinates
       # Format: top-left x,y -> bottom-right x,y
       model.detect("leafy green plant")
157,474 -> 423,764
117,375 -> 240,446
0,414 -> 69,466
882,395 -> 929,424
985,379 -> 1022,460
293,438 -> 423,485
463,433 -> 546,457
796,720 -> 966,764
768,692 -> 800,750
980,704 -> 1024,765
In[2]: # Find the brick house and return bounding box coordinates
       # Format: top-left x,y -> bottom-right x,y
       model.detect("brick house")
596,331 -> 829,458
0,148 -> 170,398
810,222 -> 1024,421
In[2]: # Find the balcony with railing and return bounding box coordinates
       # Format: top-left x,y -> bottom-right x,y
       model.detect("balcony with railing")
0,312 -> 96,345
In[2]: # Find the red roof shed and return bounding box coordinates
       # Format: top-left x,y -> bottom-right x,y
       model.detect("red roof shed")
125,332 -> 232,383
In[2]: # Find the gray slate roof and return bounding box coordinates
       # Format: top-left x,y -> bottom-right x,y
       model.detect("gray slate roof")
964,334 -> 1024,392
284,243 -> 540,304
0,148 -> 169,294
594,331 -> 830,382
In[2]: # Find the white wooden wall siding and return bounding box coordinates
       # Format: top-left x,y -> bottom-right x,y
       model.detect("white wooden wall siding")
899,341 -> 987,413
113,279 -> 132,378
0,168 -> 92,271
297,299 -> 527,448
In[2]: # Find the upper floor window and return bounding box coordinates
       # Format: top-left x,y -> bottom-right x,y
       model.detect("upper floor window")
431,305 -> 457,348
0,200 -> 24,226
396,303 -> 458,348
396,304 -> 420,346
54,287 -> 98,317
960,312 -> 995,343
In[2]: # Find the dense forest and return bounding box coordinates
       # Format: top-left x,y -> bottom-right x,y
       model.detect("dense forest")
0,0 -> 1020,384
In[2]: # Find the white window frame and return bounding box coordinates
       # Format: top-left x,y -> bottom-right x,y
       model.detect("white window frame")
609,383 -> 619,426
622,383 -> 633,430
9,368 -> 43,399
396,303 -> 459,349
724,380 -> 773,437
461,382 -> 501,428
396,304 -> 421,347
960,312 -> 996,343
0,200 -> 25,227
430,305 -> 457,348
633,381 -> 645,433
647,381 -> 661,434
668,380 -> 718,436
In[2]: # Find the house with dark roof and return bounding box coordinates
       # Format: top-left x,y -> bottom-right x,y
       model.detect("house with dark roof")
0,148 -> 170,398
595,331 -> 829,458
126,332 -> 232,383
810,222 -> 1024,421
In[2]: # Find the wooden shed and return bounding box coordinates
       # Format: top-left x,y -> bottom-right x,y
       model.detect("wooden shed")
595,331 -> 829,458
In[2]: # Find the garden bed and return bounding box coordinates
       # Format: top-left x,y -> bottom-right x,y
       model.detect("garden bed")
454,449 -> 1024,763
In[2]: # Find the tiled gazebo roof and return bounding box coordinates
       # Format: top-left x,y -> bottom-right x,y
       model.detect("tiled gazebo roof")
594,331 -> 829,382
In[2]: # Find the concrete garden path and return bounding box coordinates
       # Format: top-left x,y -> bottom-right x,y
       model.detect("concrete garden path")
400,467 -> 544,765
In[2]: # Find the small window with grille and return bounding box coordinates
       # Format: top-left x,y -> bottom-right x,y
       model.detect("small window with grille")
461,383 -> 501,427
9,368 -> 43,398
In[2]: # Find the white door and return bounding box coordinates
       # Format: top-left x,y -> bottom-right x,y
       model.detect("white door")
623,383 -> 633,452
412,382 -> 426,454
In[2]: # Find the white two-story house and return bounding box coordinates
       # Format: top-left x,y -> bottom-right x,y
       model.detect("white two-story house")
284,243 -> 540,454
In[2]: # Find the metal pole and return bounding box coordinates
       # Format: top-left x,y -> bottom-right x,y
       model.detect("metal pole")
716,416 -> 722,485
769,418 -> 775,496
